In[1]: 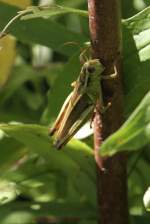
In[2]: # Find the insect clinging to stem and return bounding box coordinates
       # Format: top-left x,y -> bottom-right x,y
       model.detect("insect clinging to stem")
49,44 -> 117,149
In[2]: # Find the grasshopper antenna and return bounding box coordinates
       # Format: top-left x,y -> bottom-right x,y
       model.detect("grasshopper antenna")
62,41 -> 91,64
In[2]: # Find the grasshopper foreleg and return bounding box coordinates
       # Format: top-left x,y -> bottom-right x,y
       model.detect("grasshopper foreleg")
102,65 -> 117,80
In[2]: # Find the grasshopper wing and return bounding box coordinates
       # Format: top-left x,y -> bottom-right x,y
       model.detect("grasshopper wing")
54,94 -> 94,149
49,92 -> 73,136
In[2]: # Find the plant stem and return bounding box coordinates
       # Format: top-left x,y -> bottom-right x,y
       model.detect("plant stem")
88,0 -> 128,224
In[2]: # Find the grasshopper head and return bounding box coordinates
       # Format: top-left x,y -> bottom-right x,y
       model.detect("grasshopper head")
83,59 -> 105,77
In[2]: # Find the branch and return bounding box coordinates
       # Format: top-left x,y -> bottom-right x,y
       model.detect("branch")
88,0 -> 128,223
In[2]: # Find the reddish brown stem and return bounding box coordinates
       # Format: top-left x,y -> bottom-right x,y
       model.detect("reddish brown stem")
88,0 -> 128,224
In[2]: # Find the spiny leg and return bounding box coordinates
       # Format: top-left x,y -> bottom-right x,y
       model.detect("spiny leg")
101,65 -> 117,80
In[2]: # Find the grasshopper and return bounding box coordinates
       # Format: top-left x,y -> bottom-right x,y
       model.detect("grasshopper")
49,55 -> 117,149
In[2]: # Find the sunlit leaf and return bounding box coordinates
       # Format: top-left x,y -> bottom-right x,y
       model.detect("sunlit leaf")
123,6 -> 150,116
100,91 -> 150,156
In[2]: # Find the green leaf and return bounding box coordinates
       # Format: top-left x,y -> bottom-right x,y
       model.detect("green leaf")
131,215 -> 150,224
0,123 -> 97,206
100,91 -> 150,156
123,6 -> 150,116
0,123 -> 94,169
0,66 -> 41,104
0,210 -> 34,224
0,123 -> 96,193
0,181 -> 18,205
0,201 -> 97,221
0,2 -> 87,56
123,7 -> 150,34
0,136 -> 25,170
128,149 -> 150,214
21,5 -> 88,20
56,0 -> 86,8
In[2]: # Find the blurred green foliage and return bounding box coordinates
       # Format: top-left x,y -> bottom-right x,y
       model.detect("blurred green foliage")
0,0 -> 149,223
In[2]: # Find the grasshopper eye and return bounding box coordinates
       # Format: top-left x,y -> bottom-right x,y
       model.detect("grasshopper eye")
87,66 -> 96,74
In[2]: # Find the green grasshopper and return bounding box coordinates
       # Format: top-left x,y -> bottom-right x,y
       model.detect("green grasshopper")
49,56 -> 117,149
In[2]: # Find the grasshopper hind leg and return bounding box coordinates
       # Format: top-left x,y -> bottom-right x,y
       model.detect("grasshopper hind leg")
53,104 -> 94,149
